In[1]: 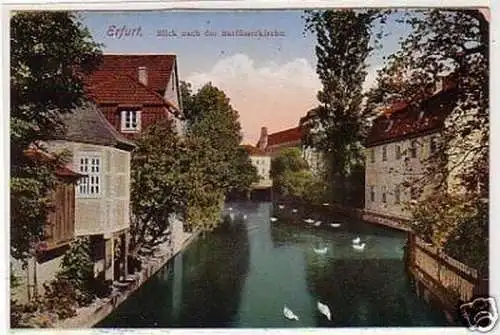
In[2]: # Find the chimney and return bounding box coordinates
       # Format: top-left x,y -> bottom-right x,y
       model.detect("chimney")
138,66 -> 148,86
258,127 -> 268,150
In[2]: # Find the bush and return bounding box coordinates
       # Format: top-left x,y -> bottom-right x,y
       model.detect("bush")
42,278 -> 78,319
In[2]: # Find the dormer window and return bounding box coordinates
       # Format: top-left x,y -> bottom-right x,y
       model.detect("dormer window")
120,110 -> 142,133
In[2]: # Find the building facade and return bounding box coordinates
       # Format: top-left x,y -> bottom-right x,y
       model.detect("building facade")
48,102 -> 136,282
364,78 -> 458,228
241,145 -> 272,189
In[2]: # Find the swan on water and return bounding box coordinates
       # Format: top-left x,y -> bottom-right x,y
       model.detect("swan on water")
270,217 -> 278,222
352,237 -> 361,244
228,207 -> 233,211
283,305 -> 299,320
292,209 -> 298,213
322,203 -> 330,206
352,243 -> 366,251
313,247 -> 328,254
314,221 -> 322,227
304,218 -> 315,224
317,301 -> 332,321
278,205 -> 285,209
330,223 -> 341,228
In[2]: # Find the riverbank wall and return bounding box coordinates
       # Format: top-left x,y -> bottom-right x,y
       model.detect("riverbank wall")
55,229 -> 200,328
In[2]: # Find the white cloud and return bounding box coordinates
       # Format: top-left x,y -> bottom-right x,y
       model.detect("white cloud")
185,53 -> 321,144
185,53 -> 381,144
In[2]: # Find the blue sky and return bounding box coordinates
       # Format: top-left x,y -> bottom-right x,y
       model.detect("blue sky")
80,10 -> 411,143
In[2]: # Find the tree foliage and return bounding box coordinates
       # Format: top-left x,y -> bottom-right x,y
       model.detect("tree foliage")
184,82 -> 257,194
303,9 -> 382,206
367,9 -> 488,269
270,148 -> 325,203
10,12 -> 102,261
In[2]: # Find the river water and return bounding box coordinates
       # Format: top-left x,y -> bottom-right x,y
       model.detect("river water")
97,202 -> 451,328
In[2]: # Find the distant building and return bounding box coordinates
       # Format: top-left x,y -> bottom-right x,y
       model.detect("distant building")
256,109 -> 325,175
363,76 -> 459,228
241,144 -> 272,189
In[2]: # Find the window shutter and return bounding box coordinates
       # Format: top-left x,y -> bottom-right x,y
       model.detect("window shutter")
136,110 -> 142,131
120,111 -> 127,131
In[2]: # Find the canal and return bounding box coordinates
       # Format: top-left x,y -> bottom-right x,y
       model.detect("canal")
97,202 -> 451,328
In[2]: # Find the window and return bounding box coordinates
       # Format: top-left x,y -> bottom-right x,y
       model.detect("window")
394,185 -> 400,204
382,145 -> 387,161
77,156 -> 101,196
395,145 -> 401,160
370,148 -> 375,163
429,136 -> 438,154
410,140 -> 417,158
370,186 -> 375,202
382,186 -> 387,203
120,110 -> 141,132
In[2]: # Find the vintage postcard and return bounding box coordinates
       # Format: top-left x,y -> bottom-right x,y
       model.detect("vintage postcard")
5,3 -> 495,333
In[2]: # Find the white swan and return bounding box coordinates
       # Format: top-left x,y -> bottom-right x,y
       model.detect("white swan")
278,205 -> 285,209
314,221 -> 322,227
322,203 -> 330,206
283,305 -> 299,320
270,217 -> 278,222
228,207 -> 233,211
304,218 -> 315,224
352,237 -> 361,244
292,209 -> 298,213
313,247 -> 328,254
317,301 -> 332,321
243,214 -> 247,220
330,223 -> 341,228
352,243 -> 366,251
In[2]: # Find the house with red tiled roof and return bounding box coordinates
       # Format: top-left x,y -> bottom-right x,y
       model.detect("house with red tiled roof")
363,76 -> 459,229
83,54 -> 183,139
256,110 -> 325,175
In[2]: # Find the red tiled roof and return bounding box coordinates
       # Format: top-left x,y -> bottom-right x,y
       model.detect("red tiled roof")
365,86 -> 458,147
267,127 -> 302,147
85,54 -> 176,93
241,144 -> 267,156
86,73 -> 174,108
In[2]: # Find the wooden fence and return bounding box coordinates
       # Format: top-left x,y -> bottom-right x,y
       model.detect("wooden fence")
406,232 -> 488,314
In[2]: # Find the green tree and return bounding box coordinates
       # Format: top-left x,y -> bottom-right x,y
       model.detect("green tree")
184,82 -> 256,194
10,12 -> 102,261
270,148 -> 323,202
303,9 -> 383,207
367,9 -> 488,269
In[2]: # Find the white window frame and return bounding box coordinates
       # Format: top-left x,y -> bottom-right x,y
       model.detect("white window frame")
120,110 -> 142,133
76,153 -> 102,198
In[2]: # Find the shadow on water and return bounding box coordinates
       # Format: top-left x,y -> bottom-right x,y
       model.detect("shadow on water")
97,201 -> 452,328
96,214 -> 250,328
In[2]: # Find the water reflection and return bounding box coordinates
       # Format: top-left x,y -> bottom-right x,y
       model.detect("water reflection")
97,201 -> 451,328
